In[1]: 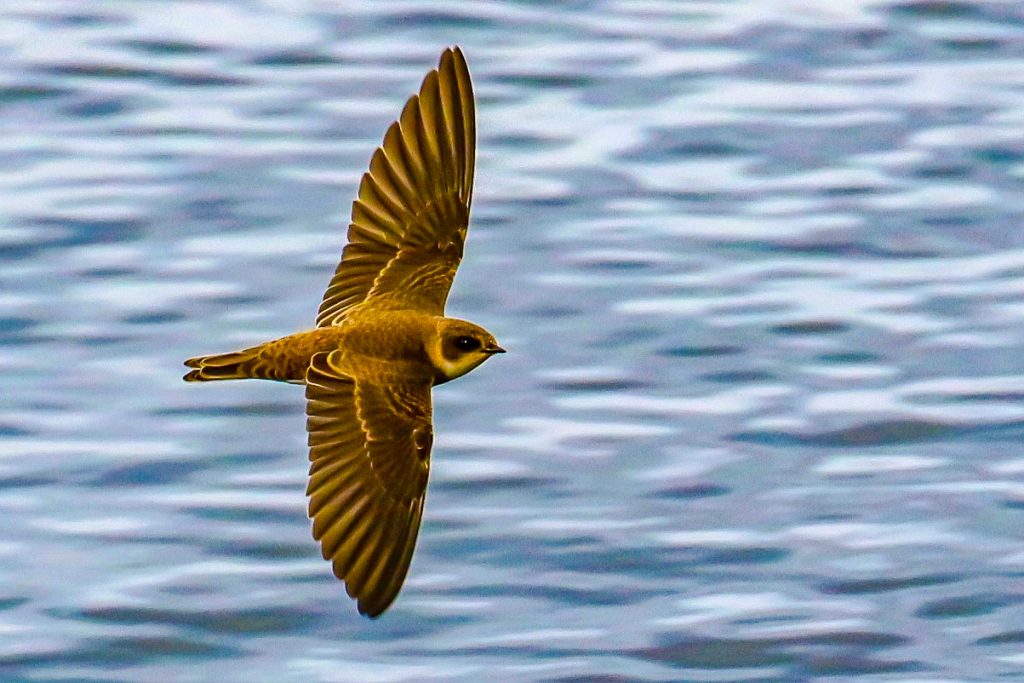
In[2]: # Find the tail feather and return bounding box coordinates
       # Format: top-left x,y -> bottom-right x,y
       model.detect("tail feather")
183,349 -> 260,382
184,331 -> 325,384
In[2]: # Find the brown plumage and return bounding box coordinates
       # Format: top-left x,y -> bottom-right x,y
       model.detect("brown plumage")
183,47 -> 504,617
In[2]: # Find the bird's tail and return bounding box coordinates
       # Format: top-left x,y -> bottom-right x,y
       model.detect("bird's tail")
183,348 -> 261,382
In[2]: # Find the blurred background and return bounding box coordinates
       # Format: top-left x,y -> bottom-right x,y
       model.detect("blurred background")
1,1 -> 1023,681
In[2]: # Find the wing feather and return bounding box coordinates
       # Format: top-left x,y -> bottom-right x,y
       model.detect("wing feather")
304,351 -> 432,617
316,47 -> 475,326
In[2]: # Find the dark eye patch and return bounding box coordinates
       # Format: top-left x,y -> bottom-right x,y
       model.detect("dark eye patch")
454,335 -> 481,352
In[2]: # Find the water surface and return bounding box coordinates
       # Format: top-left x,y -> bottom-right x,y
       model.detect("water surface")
2,1 -> 1024,681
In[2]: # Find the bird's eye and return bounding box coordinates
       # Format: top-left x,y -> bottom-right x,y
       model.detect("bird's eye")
454,336 -> 481,352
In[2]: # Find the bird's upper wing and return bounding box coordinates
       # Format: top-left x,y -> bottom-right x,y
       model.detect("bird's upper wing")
316,47 -> 475,326
304,351 -> 433,617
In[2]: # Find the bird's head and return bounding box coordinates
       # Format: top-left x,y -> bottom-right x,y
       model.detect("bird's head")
428,318 -> 505,384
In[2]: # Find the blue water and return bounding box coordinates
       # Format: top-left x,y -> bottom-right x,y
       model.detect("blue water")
2,1 -> 1024,681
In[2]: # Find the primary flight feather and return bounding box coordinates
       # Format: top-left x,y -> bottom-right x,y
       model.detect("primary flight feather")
183,47 -> 504,617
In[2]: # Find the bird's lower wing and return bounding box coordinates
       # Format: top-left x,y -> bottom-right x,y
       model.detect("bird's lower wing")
305,351 -> 433,617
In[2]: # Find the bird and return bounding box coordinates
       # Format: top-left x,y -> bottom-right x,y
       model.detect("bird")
183,47 -> 504,617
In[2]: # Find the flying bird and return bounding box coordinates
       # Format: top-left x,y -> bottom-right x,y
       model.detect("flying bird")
183,47 -> 503,617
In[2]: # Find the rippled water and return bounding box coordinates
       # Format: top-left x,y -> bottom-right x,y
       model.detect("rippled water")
2,1 -> 1024,681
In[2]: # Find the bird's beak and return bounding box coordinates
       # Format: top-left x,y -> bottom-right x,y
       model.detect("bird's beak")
484,344 -> 506,354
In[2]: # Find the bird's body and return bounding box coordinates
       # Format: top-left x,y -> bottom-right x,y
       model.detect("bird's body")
184,307 -> 497,386
183,47 -> 503,617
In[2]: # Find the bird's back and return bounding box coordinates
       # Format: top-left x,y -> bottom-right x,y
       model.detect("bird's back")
326,306 -> 439,383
